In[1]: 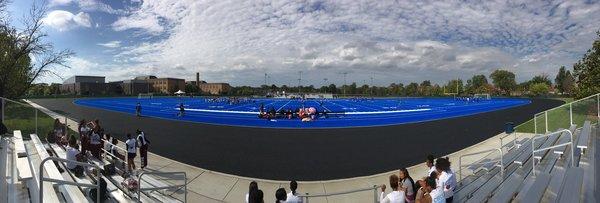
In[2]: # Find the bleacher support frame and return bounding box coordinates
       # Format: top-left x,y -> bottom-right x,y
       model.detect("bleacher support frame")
297,185 -> 381,203
458,148 -> 503,181
39,157 -> 102,203
531,129 -> 574,176
137,171 -> 188,202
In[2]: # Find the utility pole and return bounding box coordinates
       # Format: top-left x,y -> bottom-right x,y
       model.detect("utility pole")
341,72 -> 348,96
264,73 -> 267,87
370,73 -> 374,96
323,78 -> 328,93
298,71 -> 303,95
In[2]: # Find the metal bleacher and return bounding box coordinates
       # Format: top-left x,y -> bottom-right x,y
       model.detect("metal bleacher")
0,129 -> 188,203
457,120 -> 598,203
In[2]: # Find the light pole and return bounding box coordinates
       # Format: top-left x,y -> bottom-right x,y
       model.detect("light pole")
342,72 -> 348,96
298,71 -> 302,95
323,78 -> 328,93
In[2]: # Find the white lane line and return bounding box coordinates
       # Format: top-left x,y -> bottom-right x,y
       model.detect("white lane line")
276,100 -> 293,112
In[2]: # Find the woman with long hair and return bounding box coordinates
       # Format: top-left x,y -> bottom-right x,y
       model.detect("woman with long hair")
399,168 -> 416,203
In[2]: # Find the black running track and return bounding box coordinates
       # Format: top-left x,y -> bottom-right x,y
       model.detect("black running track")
31,98 -> 563,181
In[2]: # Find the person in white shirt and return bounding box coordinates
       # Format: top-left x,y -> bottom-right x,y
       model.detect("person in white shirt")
125,133 -> 137,172
245,181 -> 258,203
435,158 -> 456,203
380,174 -> 406,203
425,176 -> 445,203
426,155 -> 436,177
66,136 -> 84,177
286,180 -> 303,203
90,129 -> 102,159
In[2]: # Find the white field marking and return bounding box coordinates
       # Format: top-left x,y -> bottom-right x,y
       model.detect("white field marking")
331,108 -> 431,115
276,100 -> 293,112
150,103 -> 162,105
175,108 -> 260,114
174,107 -> 431,115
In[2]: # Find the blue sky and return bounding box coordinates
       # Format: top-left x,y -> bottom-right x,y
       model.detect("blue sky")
8,0 -> 600,86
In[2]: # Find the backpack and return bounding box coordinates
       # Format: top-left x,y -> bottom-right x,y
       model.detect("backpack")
103,163 -> 116,176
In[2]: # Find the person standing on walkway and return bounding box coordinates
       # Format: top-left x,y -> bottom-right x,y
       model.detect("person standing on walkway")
136,129 -> 150,169
286,180 -> 303,203
125,133 -> 137,172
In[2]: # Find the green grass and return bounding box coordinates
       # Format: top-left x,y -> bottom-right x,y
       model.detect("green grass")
515,97 -> 598,133
3,101 -> 77,140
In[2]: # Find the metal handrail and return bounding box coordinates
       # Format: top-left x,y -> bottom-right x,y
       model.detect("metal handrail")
531,129 -> 574,176
499,132 -> 520,152
297,185 -> 381,203
101,138 -> 129,172
458,148 -> 503,181
138,171 -> 187,203
39,156 -> 103,203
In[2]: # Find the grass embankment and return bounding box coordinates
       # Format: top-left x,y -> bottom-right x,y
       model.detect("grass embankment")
515,97 -> 598,133
3,100 -> 77,139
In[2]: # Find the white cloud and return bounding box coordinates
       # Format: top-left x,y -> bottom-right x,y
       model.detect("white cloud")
91,1 -> 600,85
43,10 -> 92,31
49,0 -> 123,14
97,41 -> 121,48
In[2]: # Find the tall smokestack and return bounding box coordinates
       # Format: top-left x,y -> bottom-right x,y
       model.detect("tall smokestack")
196,72 -> 200,86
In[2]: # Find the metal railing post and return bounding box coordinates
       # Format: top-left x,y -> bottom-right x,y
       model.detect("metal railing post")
570,103 -> 573,126
597,94 -> 599,120
373,185 -> 378,203
532,136 -> 536,177
1,98 -> 4,123
531,129 -> 573,176
534,116 -> 537,135
35,109 -> 38,135
39,157 -> 102,203
545,111 -> 548,133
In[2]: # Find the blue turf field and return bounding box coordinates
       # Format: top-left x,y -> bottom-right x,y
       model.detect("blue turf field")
74,97 -> 530,128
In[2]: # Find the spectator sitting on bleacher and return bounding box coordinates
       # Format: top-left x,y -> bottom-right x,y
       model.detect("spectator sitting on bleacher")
399,168 -> 416,202
53,118 -> 66,138
379,174 -> 405,203
275,188 -> 287,203
110,138 -> 125,169
246,181 -> 258,203
435,158 -> 456,203
286,180 -> 302,203
66,136 -> 85,177
104,133 -> 112,154
78,119 -> 91,154
125,133 -> 137,172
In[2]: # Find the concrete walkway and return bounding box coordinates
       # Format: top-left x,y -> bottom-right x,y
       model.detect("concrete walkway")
26,100 -> 532,203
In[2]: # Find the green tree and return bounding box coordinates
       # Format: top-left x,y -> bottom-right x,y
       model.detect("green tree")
405,82 -> 419,96
185,83 -> 200,94
529,83 -> 550,96
555,66 -> 568,93
0,3 -> 73,99
562,71 -> 576,95
466,74 -> 488,94
445,79 -> 463,95
490,69 -> 516,95
573,31 -> 600,98
530,74 -> 552,86
419,80 -> 432,96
